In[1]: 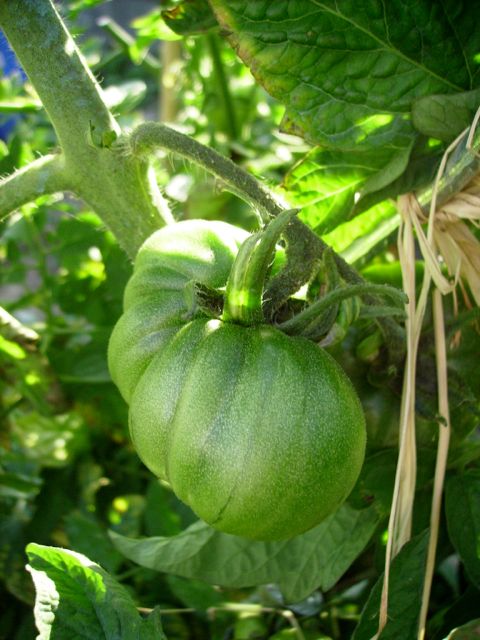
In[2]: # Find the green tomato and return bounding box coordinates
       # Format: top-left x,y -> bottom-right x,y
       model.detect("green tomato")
108,220 -> 366,541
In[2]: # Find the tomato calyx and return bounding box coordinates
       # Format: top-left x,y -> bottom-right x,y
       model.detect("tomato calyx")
189,282 -> 225,319
221,210 -> 407,347
278,281 -> 406,336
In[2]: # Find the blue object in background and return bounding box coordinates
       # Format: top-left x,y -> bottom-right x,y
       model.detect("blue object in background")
0,30 -> 26,140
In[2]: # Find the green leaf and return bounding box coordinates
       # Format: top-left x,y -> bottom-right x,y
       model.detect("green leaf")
357,137 -> 444,214
352,531 -> 429,640
67,0 -> 106,20
351,449 -> 436,517
323,201 -> 399,266
446,472 -> 480,588
163,0 -> 218,35
131,9 -> 182,43
141,609 -> 166,637
209,0 -> 476,149
166,575 -> 223,610
26,543 -> 167,640
110,503 -> 379,603
283,144 -> 410,233
350,450 -> 397,515
64,511 -> 124,575
412,88 -> 480,142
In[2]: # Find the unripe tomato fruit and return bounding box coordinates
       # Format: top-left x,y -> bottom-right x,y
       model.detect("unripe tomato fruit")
108,220 -> 366,541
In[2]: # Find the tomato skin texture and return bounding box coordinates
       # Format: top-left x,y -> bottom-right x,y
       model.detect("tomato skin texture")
108,220 -> 249,402
109,220 -> 366,541
130,318 -> 366,540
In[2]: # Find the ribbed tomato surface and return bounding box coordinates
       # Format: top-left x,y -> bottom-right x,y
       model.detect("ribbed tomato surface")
108,220 -> 366,540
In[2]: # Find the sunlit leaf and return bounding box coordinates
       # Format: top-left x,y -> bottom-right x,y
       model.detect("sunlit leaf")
209,0 -> 480,149
26,544 -> 167,639
322,200 -> 399,265
283,145 -> 409,233
132,9 -> 182,43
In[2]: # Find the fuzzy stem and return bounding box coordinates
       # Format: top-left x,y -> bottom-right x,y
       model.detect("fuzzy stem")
128,121 -> 407,359
278,284 -> 407,334
0,0 -> 173,258
0,154 -> 68,221
129,122 -> 279,223
0,0 -> 118,154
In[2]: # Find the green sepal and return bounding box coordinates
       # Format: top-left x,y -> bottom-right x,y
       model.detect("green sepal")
278,283 -> 407,335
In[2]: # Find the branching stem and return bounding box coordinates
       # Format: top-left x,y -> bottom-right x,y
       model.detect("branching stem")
130,122 -> 280,223
278,284 -> 406,333
128,122 -> 407,361
0,0 -> 173,258
0,154 -> 68,221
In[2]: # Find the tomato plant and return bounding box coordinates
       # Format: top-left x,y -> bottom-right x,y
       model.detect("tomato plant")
0,1 -> 479,639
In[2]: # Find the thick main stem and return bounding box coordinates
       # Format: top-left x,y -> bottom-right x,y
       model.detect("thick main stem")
0,154 -> 68,221
0,0 -> 118,152
0,0 -> 172,258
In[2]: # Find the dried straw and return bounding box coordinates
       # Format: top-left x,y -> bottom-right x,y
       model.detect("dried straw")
375,113 -> 480,639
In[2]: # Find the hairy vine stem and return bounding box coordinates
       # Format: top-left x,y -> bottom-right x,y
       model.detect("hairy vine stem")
127,122 -> 407,362
278,283 -> 407,334
129,123 -> 280,223
0,0 -> 172,257
0,154 -> 68,220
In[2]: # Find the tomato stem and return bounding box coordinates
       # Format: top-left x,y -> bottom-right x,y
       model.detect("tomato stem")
123,122 -> 407,362
278,283 -> 407,335
223,209 -> 297,325
0,0 -> 173,257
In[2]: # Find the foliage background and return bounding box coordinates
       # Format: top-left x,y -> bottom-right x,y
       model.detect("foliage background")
0,1 -> 479,639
